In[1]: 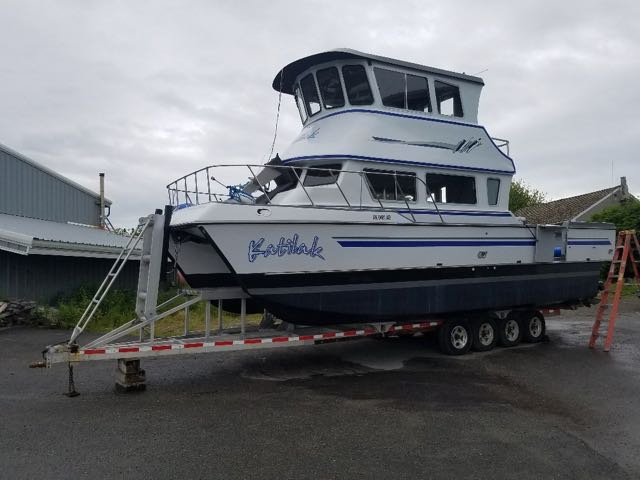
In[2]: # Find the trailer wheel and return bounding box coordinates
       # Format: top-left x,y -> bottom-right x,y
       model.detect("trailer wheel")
471,318 -> 497,352
522,311 -> 545,343
497,314 -> 522,347
438,319 -> 472,355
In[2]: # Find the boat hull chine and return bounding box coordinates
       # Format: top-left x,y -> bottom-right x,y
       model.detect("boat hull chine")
182,261 -> 601,325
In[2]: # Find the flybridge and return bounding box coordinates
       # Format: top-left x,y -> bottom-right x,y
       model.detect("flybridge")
273,48 -> 484,125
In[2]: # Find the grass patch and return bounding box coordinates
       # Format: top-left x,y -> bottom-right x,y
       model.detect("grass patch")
48,287 -> 261,337
620,283 -> 640,299
597,283 -> 640,300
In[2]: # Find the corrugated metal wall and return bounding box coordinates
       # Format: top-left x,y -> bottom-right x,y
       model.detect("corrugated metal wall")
0,251 -> 139,303
0,147 -> 101,225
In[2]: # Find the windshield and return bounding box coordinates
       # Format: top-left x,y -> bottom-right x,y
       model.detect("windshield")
294,84 -> 308,123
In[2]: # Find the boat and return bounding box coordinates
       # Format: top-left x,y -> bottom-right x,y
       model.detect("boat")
165,48 -> 615,325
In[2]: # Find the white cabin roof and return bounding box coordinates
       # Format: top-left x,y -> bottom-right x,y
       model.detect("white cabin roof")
273,48 -> 484,95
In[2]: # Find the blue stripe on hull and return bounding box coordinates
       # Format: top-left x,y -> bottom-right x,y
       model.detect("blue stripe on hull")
336,240 -> 536,247
567,240 -> 611,245
396,209 -> 513,218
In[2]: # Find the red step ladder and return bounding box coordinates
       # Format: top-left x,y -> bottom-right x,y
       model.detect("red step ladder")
589,230 -> 640,351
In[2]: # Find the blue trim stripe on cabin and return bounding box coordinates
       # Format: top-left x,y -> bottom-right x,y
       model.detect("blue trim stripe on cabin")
283,154 -> 513,175
298,108 -> 516,172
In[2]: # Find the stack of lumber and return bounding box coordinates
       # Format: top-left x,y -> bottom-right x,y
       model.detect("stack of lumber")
0,299 -> 36,327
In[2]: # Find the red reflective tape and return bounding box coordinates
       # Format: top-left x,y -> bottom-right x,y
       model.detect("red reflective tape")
322,332 -> 336,339
118,347 -> 140,353
401,324 -> 413,330
214,341 -> 233,346
363,327 -> 377,335
271,337 -> 290,343
82,349 -> 106,355
298,335 -> 315,341
184,342 -> 204,349
151,345 -> 172,351
343,330 -> 357,337
243,338 -> 262,344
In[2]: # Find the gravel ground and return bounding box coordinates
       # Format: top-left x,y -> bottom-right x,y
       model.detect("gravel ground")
1,300 -> 639,479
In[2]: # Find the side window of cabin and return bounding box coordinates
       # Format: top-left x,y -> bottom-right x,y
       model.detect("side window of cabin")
303,163 -> 342,187
316,67 -> 345,109
487,178 -> 500,206
434,81 -> 463,117
294,84 -> 308,123
300,74 -> 321,116
374,68 -> 405,108
407,74 -> 431,112
342,65 -> 374,105
364,168 -> 416,201
374,69 -> 432,113
426,174 -> 476,204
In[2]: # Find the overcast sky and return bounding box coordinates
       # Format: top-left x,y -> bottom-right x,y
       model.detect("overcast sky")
1,0 -> 638,226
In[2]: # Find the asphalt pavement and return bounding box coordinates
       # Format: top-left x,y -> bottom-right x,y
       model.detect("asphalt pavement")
1,300 -> 640,479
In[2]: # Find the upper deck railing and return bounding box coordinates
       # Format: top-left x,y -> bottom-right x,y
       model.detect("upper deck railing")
166,164 -> 446,223
491,137 -> 510,156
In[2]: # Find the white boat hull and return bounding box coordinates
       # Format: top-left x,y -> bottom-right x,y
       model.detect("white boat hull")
168,205 -> 614,324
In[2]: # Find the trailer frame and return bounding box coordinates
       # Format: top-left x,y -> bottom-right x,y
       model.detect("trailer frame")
34,210 -> 566,394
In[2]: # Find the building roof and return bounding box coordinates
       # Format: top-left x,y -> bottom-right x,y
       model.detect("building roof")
515,186 -> 620,224
0,213 -> 138,258
272,48 -> 484,95
0,142 -> 111,205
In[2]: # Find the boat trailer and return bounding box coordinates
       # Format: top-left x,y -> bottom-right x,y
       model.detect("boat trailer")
32,210 -> 563,395
32,211 -> 447,394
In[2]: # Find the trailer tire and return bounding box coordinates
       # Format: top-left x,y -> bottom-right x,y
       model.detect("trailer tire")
471,318 -> 497,352
497,314 -> 522,347
438,319 -> 472,355
522,311 -> 546,343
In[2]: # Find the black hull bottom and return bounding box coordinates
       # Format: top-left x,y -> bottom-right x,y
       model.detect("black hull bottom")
184,262 -> 602,325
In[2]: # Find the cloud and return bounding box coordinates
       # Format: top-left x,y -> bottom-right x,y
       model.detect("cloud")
0,0 -> 638,224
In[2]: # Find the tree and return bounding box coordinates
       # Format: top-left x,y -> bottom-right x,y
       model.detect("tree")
509,179 -> 546,212
591,200 -> 640,280
591,200 -> 640,231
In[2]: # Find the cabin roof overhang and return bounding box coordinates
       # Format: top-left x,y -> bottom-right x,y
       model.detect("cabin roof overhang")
272,48 -> 485,94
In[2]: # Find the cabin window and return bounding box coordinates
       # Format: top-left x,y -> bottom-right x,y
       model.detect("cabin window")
434,81 -> 463,117
294,84 -> 308,123
375,68 -> 405,108
374,68 -> 432,113
342,65 -> 374,105
300,74 -> 321,116
487,178 -> 500,205
407,74 -> 432,112
303,163 -> 342,187
426,173 -> 476,204
364,168 -> 416,201
317,67 -> 345,109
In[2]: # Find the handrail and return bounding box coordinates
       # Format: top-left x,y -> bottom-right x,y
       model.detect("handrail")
394,175 -> 416,223
491,137 -> 510,156
166,163 -> 448,224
